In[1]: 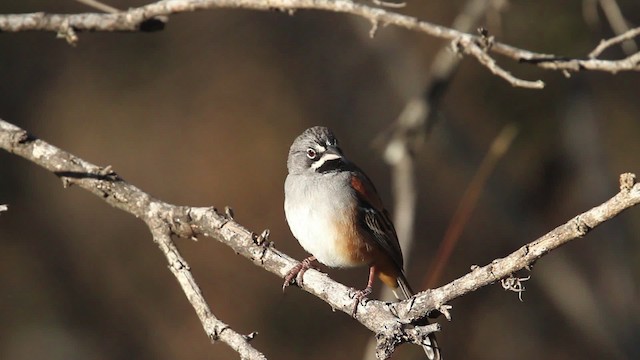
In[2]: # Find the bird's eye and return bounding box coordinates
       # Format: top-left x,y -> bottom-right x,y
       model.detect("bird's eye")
306,149 -> 317,159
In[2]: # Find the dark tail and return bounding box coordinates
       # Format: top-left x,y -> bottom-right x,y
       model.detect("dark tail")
397,273 -> 442,360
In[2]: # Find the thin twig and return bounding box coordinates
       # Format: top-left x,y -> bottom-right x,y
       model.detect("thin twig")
425,124 -> 518,289
365,2 -> 496,358
376,0 -> 494,297
75,0 -> 120,13
460,39 -> 545,88
371,0 -> 406,9
598,0 -> 637,55
0,0 -> 639,87
590,26 -> 640,58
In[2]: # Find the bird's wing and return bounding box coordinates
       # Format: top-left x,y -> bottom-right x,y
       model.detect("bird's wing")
349,171 -> 404,270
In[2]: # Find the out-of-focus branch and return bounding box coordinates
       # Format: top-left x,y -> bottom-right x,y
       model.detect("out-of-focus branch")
398,172 -> 640,321
2,118 -> 640,359
365,4 -> 496,359
377,0 -> 494,299
598,0 -> 638,55
75,0 -> 120,13
590,26 -> 640,58
425,124 -> 518,289
0,0 -> 639,87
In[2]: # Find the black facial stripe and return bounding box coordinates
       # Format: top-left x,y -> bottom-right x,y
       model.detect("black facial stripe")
315,158 -> 343,173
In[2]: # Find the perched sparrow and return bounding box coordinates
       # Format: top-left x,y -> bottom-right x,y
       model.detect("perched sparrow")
283,126 -> 441,360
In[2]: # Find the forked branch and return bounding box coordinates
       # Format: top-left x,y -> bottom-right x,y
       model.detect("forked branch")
0,0 -> 639,88
1,118 -> 639,359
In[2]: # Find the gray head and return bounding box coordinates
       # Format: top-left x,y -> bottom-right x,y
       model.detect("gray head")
287,126 -> 346,175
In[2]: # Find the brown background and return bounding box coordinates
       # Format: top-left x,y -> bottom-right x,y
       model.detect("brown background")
1,1 -> 639,359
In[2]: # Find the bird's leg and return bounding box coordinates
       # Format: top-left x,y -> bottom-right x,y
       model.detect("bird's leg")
351,266 -> 376,316
282,256 -> 317,291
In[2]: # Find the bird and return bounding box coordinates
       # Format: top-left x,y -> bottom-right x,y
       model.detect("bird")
282,126 -> 441,360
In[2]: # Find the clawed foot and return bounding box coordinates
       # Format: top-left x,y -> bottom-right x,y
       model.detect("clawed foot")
282,256 -> 316,291
351,286 -> 372,317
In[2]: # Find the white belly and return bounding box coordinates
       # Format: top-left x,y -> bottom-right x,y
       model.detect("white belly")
284,173 -> 357,268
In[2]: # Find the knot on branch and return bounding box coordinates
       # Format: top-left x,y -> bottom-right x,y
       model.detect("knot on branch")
477,27 -> 494,51
56,19 -> 78,45
619,172 -> 636,192
572,216 -> 591,237
375,321 -> 440,360
11,129 -> 30,145
252,229 -> 271,246
207,321 -> 229,343
170,210 -> 197,240
450,35 -> 470,55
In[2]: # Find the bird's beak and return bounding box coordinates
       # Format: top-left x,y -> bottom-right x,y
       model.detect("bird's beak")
311,145 -> 344,171
321,145 -> 343,162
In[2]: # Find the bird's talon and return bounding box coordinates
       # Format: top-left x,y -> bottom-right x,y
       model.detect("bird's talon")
282,256 -> 316,292
282,264 -> 302,291
350,287 -> 372,316
282,278 -> 293,292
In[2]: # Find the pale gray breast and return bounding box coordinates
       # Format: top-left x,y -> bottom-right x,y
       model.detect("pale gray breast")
284,171 -> 358,267
285,171 -> 354,215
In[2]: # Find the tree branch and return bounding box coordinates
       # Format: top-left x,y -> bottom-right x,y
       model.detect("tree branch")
397,172 -> 640,321
365,2 -> 496,357
597,0 -> 638,55
590,26 -> 640,58
2,118 -> 639,358
75,0 -> 120,14
0,120 -> 266,360
0,0 -> 638,87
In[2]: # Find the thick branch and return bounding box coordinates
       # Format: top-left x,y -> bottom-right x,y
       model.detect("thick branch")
2,118 -> 639,358
0,118 -> 418,357
0,120 -> 266,360
0,0 -> 638,87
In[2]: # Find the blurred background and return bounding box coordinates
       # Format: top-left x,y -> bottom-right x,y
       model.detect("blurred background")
1,1 -> 639,359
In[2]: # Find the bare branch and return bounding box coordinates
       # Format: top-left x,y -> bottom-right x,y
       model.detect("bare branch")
426,123 -> 518,288
492,41 -> 640,73
366,2 -> 496,357
0,0 -> 639,87
0,120 -> 266,360
152,227 -> 265,359
598,0 -> 637,55
371,0 -> 406,9
0,204 -> 7,212
458,36 -> 545,88
398,172 -> 640,321
75,0 -> 120,14
2,118 -> 640,358
590,26 -> 640,58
